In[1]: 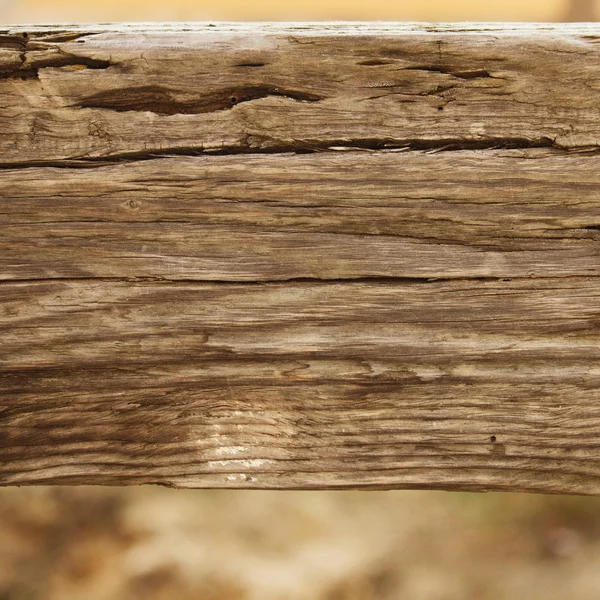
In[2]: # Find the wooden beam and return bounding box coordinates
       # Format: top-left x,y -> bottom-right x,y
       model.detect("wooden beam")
1,23 -> 600,493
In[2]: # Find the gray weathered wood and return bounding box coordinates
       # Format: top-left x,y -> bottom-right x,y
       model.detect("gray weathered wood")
1,23 -> 600,493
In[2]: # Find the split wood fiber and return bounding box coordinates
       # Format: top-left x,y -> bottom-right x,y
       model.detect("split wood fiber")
1,23 -> 600,493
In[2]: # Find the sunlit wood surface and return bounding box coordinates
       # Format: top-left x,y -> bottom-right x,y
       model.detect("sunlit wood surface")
2,23 -> 600,493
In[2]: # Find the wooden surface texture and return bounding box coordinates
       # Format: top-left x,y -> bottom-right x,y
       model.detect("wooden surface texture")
1,23 -> 600,493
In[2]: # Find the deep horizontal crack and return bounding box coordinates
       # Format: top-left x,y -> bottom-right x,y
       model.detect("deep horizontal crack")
0,51 -> 110,80
404,65 -> 494,79
356,58 -> 393,66
235,62 -> 267,68
77,84 -> 323,115
28,31 -> 102,43
0,275 -> 590,287
0,136 -> 582,170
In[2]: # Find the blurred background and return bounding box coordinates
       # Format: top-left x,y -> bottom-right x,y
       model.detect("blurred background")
2,1 -> 600,599
0,0 -> 599,22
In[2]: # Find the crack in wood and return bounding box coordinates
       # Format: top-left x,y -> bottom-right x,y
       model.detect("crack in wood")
0,49 -> 110,80
404,65 -> 494,80
0,275 -> 516,286
356,59 -> 394,66
0,137 -> 569,170
234,62 -> 267,68
27,31 -> 102,43
77,84 -> 323,115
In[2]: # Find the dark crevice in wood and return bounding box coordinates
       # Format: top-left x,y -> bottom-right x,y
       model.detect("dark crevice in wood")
0,70 -> 36,80
0,275 -> 589,287
234,62 -> 267,68
0,52 -> 111,80
452,70 -> 494,80
28,31 -> 102,43
357,59 -> 393,66
0,37 -> 26,51
404,66 -> 494,79
0,137 -> 573,170
77,84 -> 323,115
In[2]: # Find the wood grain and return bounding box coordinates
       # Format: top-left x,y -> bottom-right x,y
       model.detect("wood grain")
1,23 -> 600,493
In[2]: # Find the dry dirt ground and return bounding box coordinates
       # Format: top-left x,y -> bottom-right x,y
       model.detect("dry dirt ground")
1,488 -> 600,600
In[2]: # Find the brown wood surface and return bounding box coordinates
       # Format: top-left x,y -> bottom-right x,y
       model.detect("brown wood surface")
1,23 -> 600,493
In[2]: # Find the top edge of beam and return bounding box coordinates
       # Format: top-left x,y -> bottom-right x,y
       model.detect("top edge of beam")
3,22 -> 600,36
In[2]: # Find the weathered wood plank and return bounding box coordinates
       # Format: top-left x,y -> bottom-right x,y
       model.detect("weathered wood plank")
2,278 -> 600,492
1,151 -> 599,281
1,24 -> 600,493
3,23 -> 600,165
